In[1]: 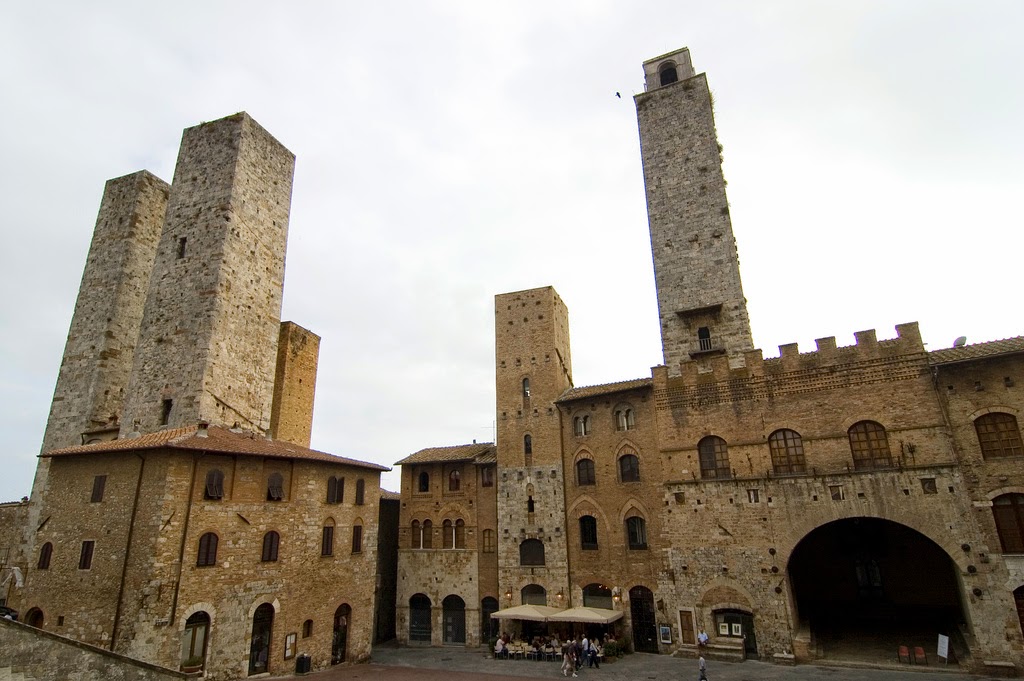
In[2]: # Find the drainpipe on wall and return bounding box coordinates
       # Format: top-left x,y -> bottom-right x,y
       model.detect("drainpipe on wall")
110,453 -> 146,651
170,451 -> 201,626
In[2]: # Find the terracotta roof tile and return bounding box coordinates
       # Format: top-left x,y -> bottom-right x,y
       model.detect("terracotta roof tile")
929,336 -> 1024,365
42,424 -> 389,472
557,377 -> 652,403
394,443 -> 496,466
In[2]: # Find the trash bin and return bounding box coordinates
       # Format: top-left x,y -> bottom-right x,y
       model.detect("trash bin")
295,653 -> 311,674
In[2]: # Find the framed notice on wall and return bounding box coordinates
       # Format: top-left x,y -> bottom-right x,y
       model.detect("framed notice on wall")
284,632 -> 296,660
659,625 -> 672,644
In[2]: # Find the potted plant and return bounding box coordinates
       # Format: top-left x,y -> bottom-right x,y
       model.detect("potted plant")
181,656 -> 204,673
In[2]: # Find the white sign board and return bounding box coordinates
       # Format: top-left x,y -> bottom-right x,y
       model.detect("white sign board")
937,634 -> 950,661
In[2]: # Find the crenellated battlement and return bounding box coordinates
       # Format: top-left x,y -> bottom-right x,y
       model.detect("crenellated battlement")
653,323 -> 928,406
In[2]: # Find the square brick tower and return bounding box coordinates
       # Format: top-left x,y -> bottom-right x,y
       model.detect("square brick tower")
119,113 -> 295,436
635,48 -> 754,374
494,287 -> 572,607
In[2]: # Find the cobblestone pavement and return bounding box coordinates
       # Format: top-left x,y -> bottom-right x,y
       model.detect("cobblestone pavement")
286,644 -> 1007,681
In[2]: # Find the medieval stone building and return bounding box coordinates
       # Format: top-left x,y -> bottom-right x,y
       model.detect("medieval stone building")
3,112 -> 390,679
393,47 -> 1024,674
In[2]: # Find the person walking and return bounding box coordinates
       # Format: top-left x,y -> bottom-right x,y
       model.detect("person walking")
698,654 -> 708,681
561,645 -> 577,678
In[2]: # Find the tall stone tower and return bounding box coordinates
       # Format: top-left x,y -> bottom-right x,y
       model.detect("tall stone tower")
635,48 -> 753,374
494,287 -> 572,606
120,113 -> 295,436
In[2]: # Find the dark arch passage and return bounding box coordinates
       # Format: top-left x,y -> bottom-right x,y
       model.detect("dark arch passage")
789,517 -> 968,661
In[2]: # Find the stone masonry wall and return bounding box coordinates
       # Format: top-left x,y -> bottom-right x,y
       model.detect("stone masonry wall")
270,321 -> 320,448
636,66 -> 753,372
0,617 -> 185,681
121,112 -> 295,436
495,288 -> 571,607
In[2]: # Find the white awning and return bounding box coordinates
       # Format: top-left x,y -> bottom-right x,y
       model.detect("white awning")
547,606 -> 624,624
489,604 -> 564,622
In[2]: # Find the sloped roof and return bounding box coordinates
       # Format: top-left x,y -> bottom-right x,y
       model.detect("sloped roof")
394,442 -> 495,466
929,336 -> 1024,366
380,490 -> 401,501
556,377 -> 652,403
42,424 -> 389,471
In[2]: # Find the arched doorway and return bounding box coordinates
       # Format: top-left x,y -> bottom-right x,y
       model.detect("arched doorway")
25,607 -> 43,628
181,611 -> 210,671
481,597 -> 499,642
789,517 -> 967,661
442,595 -> 466,644
629,586 -> 658,652
409,594 -> 432,643
248,603 -> 274,675
332,604 -> 351,664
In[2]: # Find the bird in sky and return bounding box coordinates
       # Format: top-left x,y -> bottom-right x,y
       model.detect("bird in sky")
615,92 -> 621,98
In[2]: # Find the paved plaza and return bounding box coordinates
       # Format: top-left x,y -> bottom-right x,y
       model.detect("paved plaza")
291,644 -> 1007,681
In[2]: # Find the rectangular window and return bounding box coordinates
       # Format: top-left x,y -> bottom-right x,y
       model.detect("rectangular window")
90,475 -> 107,503
829,485 -> 845,501
177,237 -> 187,259
322,526 -> 334,556
482,529 -> 495,553
747,489 -> 759,503
352,525 -> 363,553
481,466 -> 494,488
79,540 -> 95,570
921,478 -> 938,494
160,399 -> 173,425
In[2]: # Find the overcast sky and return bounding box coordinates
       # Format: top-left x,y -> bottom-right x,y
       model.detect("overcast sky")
1,2 -> 1021,500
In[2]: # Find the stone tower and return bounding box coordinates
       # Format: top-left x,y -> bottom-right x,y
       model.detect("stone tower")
494,287 -> 572,606
635,47 -> 753,374
120,113 -> 296,436
269,321 -> 321,448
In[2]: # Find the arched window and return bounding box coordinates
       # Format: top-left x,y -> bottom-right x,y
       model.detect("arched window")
443,519 -> 455,549
422,519 -> 433,549
327,476 -> 343,504
352,524 -> 363,553
197,532 -> 218,566
267,472 -> 284,501
626,516 -> 648,550
302,619 -> 313,638
659,62 -> 678,86
848,421 -> 892,470
699,436 -> 731,479
697,326 -> 712,351
181,611 -> 210,669
482,529 -> 495,553
455,519 -> 466,549
411,520 -> 422,549
204,469 -> 224,500
574,415 -> 591,436
448,469 -> 461,492
37,542 -> 52,570
993,494 -> 1024,554
769,429 -> 806,475
615,407 -> 635,431
522,377 -> 531,399
519,538 -> 545,565
576,459 -> 596,486
976,413 -> 1023,459
521,584 -> 546,605
618,450 -> 640,482
582,583 -> 612,609
579,515 -> 598,550
524,435 -> 532,455
417,471 -> 430,493
355,478 -> 365,505
261,531 -> 280,562
322,520 -> 335,556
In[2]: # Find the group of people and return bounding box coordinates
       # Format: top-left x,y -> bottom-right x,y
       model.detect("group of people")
494,633 -> 564,660
560,633 -> 611,677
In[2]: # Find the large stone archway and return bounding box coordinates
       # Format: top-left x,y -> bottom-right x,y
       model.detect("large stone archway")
788,517 -> 968,662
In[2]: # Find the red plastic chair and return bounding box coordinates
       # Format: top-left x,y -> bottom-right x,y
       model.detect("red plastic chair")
898,645 -> 910,664
914,646 -> 927,665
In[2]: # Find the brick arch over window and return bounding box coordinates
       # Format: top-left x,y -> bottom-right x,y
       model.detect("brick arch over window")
975,412 -> 1023,459
848,421 -> 892,470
